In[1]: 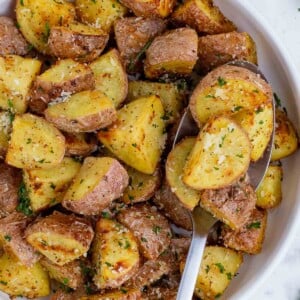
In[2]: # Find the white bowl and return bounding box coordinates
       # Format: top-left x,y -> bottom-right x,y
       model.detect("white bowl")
0,0 -> 299,299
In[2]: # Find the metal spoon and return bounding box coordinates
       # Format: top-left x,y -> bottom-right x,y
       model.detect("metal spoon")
175,61 -> 275,300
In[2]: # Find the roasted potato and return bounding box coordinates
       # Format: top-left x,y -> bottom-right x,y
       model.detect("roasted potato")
98,96 -> 166,175
0,163 -> 21,217
271,108 -> 299,161
200,178 -> 257,230
30,59 -> 94,113
0,55 -> 42,113
183,116 -> 251,190
117,204 -> 172,260
90,49 -> 128,108
45,90 -> 117,133
127,80 -> 184,124
62,157 -> 128,215
16,0 -> 75,53
221,208 -> 267,254
92,218 -> 140,289
172,0 -> 236,35
75,0 -> 127,32
23,157 -> 81,212
0,16 -> 29,56
48,22 -> 109,62
144,28 -> 198,79
197,31 -> 257,73
256,165 -> 283,209
114,17 -> 166,71
6,113 -> 65,169
25,211 -> 94,266
0,111 -> 12,158
0,253 -> 50,299
189,64 -> 273,126
80,289 -> 141,300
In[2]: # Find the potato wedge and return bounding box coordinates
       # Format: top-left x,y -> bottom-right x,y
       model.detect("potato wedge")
65,132 -> 97,157
197,31 -> 257,73
0,55 -> 42,113
75,0 -> 127,32
120,0 -> 175,18
0,111 -> 12,158
189,64 -> 273,126
62,157 -> 128,215
23,157 -> 81,212
121,167 -> 161,204
30,59 -> 94,113
98,96 -> 166,175
127,80 -> 184,124
16,0 -> 75,54
183,116 -> 251,190
45,90 -> 116,133
0,253 -> 50,298
144,28 -> 198,79
256,165 -> 283,209
90,49 -> 128,108
117,204 -> 172,260
172,0 -> 236,35
48,22 -> 109,62
80,289 -> 141,300
221,208 -> 267,254
6,114 -> 65,169
92,218 -> 140,289
271,109 -> 299,161
25,211 -> 94,266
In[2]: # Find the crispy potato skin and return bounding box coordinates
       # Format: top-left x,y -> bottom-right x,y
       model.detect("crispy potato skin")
117,204 -> 172,260
0,163 -> 22,217
64,132 -> 97,157
0,16 -> 29,56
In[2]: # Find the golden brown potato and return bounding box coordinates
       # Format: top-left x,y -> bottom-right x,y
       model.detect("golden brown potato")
92,218 -> 140,289
98,96 -> 166,175
6,113 -> 65,169
48,22 -> 109,62
29,59 -> 94,113
62,157 -> 128,215
25,211 -> 94,266
271,109 -> 299,161
197,31 -> 257,73
172,0 -> 236,35
114,17 -> 166,71
120,0 -> 176,18
221,208 -> 267,254
144,28 -> 198,79
189,64 -> 273,126
45,90 -> 117,133
0,111 -> 12,158
80,289 -> 141,300
0,16 -> 29,56
256,165 -> 283,209
117,204 -> 172,260
0,253 -> 50,299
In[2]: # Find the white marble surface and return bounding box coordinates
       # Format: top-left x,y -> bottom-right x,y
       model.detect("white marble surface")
246,1 -> 300,299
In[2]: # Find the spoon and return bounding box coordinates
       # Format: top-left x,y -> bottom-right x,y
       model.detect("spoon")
174,61 -> 275,300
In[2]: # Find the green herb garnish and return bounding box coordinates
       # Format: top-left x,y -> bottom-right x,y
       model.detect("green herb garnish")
247,221 -> 261,229
217,77 -> 227,86
17,181 -> 33,216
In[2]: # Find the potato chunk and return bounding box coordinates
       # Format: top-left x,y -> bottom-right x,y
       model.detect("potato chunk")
62,157 -> 128,215
183,116 -> 251,190
117,204 -> 172,260
23,157 -> 81,212
30,59 -> 94,113
92,218 -> 140,289
0,253 -> 50,298
172,0 -> 236,35
0,55 -> 42,113
256,165 -> 283,209
48,22 -> 109,62
6,114 -> 65,169
25,211 -> 94,266
98,96 -> 166,175
144,28 -> 198,79
64,132 -> 97,157
90,49 -> 128,108
221,208 -> 267,254
0,111 -> 12,158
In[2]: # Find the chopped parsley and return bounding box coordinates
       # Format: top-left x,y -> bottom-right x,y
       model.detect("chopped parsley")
124,240 -> 131,249
255,107 -> 264,114
128,39 -> 153,72
0,280 -> 7,285
20,0 -> 24,6
101,211 -> 111,219
205,265 -> 210,273
141,237 -> 148,242
4,235 -> 11,242
17,181 -> 33,216
120,287 -> 127,294
132,143 -> 137,148
219,135 -> 226,148
62,278 -> 69,285
274,92 -> 282,107
226,272 -> 233,280
152,225 -> 162,234
236,153 -> 244,158
233,105 -> 243,112
42,22 -> 51,42
247,221 -> 261,229
50,182 -> 56,189
215,262 -> 225,273
7,99 -> 15,123
205,94 -> 215,98
105,261 -> 112,267
217,77 -> 227,86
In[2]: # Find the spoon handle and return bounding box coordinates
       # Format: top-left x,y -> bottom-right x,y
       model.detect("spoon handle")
176,206 -> 217,300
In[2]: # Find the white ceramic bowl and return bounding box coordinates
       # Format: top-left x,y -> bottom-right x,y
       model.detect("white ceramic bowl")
0,0 -> 299,299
